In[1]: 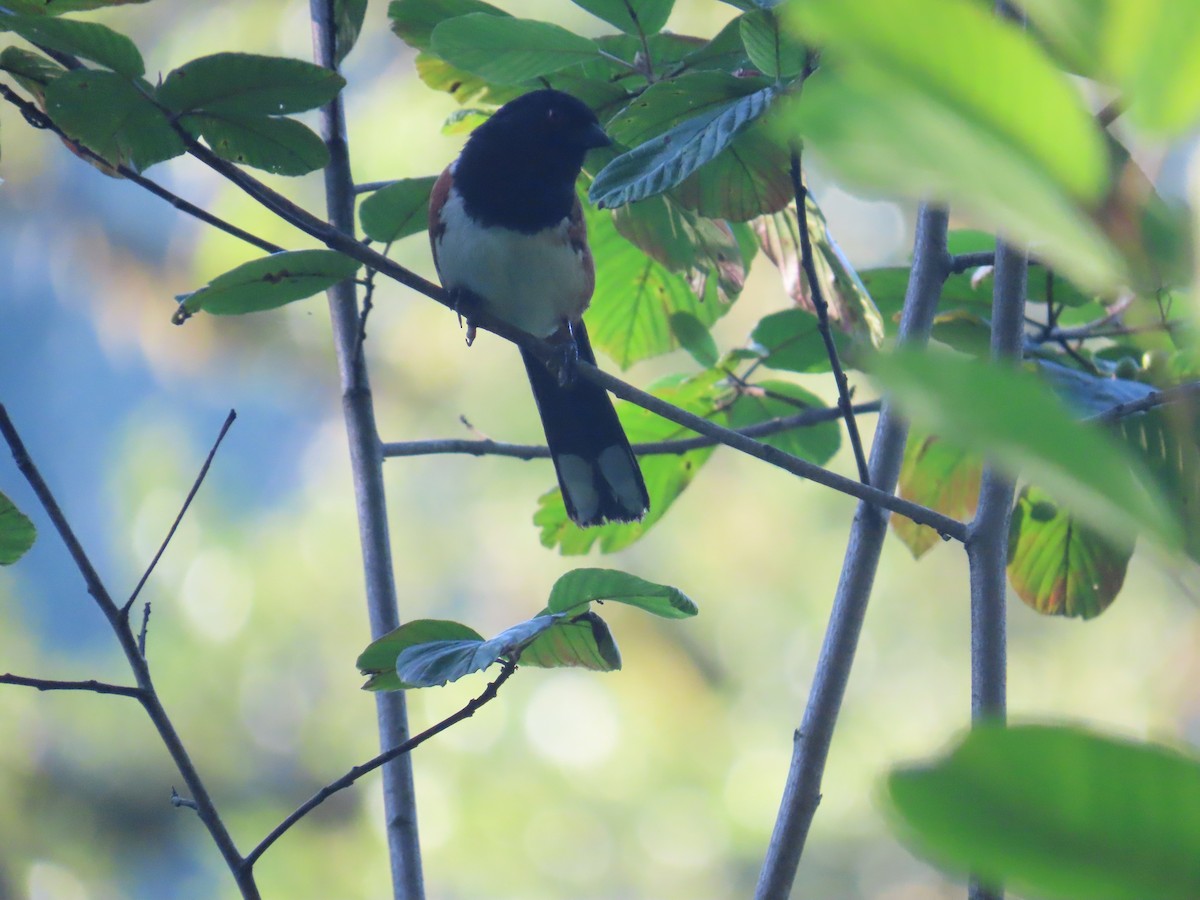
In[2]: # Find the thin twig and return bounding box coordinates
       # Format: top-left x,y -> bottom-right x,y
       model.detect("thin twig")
382,402 -> 883,460
355,180 -> 396,195
243,659 -> 517,871
788,145 -> 870,484
1090,381 -> 1200,423
948,251 -> 996,273
0,83 -> 283,255
308,5 -> 425,898
0,673 -> 143,698
755,205 -> 952,900
122,410 -> 237,618
0,405 -> 259,900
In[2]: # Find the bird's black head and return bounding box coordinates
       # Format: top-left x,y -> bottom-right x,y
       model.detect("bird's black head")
454,90 -> 611,233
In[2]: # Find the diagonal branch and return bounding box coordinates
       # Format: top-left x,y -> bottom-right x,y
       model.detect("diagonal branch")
789,144 -> 870,484
243,660 -> 517,872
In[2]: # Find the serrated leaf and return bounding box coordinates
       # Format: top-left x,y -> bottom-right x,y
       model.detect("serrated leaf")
157,53 -> 345,116
867,347 -> 1180,550
891,431 -> 982,558
520,611 -> 622,670
887,724 -> 1200,900
173,250 -> 360,322
673,119 -> 792,221
396,615 -> 562,687
181,113 -> 329,176
739,8 -> 806,78
749,308 -> 850,374
547,567 -> 697,617
431,13 -> 599,85
44,70 -> 184,170
0,492 -> 36,566
571,0 -> 673,36
752,199 -> 885,344
0,12 -> 143,76
726,380 -> 841,463
359,176 -> 437,243
590,83 -> 777,209
585,205 -> 730,369
536,370 -> 726,553
1007,484 -> 1133,619
781,0 -> 1123,293
358,619 -> 485,691
388,0 -> 509,52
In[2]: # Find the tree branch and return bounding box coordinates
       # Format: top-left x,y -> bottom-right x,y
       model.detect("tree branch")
789,145 -> 870,484
243,660 -> 517,872
382,401 -> 883,460
0,82 -> 283,255
755,205 -> 951,900
307,5 -> 425,899
0,405 -> 259,900
0,674 -> 143,698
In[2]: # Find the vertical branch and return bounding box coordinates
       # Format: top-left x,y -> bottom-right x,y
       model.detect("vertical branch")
755,206 -> 951,900
964,241 -> 1024,900
788,145 -> 872,484
308,6 -> 425,899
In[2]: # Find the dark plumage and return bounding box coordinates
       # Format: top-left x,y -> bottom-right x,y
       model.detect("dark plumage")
428,89 -> 649,527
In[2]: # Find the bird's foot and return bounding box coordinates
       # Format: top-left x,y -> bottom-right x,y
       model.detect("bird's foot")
447,286 -> 484,346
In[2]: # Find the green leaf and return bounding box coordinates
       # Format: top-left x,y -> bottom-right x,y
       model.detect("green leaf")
866,347 -> 1180,549
431,13 -> 599,85
358,619 -> 484,691
676,15 -> 751,75
726,380 -> 841,463
333,0 -> 369,64
887,724 -> 1200,900
752,199 -> 885,345
44,70 -> 184,170
892,431 -> 982,558
571,0 -> 673,36
1007,484 -> 1133,619
0,12 -> 142,76
0,492 -> 36,566
396,615 -> 561,687
388,0 -> 508,53
781,0 -> 1123,293
929,309 -> 992,357
584,205 -> 729,369
0,47 -> 65,101
749,308 -> 850,374
157,53 -> 345,116
673,119 -> 792,221
0,0 -> 150,12
536,370 -> 725,553
670,312 -> 719,368
181,113 -> 329,176
547,567 -> 698,617
359,176 -> 438,243
519,611 -> 622,671
414,51 -> 523,107
590,82 -> 777,210
612,192 -> 748,303
173,250 -> 361,322
1118,405 -> 1200,563
739,8 -> 806,78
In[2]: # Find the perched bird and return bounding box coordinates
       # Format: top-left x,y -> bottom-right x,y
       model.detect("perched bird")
428,89 -> 649,527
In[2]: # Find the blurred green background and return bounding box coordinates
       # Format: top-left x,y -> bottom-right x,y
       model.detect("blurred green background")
1,2 -> 1198,898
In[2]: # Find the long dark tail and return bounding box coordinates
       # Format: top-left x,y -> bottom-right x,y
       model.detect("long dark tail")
520,325 -> 649,527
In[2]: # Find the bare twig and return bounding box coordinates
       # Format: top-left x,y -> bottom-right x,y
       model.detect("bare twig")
948,251 -> 996,273
788,144 -> 870,484
308,5 -> 424,898
243,660 -> 517,871
0,83 -> 283,255
755,205 -> 951,900
123,410 -> 237,618
0,405 -> 259,899
382,402 -> 883,460
1090,381 -> 1200,423
0,674 -> 143,697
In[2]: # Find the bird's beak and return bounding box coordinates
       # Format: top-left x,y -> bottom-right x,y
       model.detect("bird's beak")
581,122 -> 612,150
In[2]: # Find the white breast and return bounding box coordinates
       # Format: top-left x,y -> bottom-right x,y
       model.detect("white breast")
434,190 -> 589,339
